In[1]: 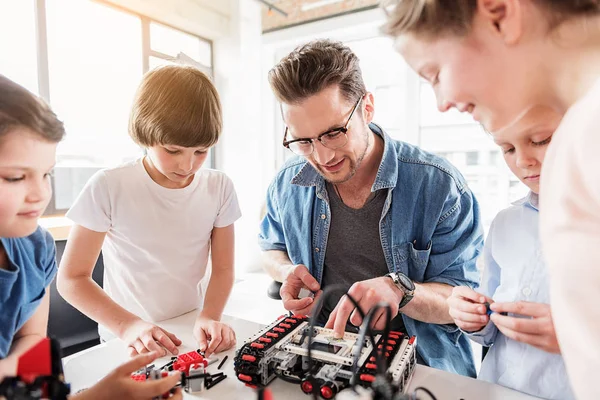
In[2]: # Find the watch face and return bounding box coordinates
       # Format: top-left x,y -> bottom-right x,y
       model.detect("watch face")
397,273 -> 415,291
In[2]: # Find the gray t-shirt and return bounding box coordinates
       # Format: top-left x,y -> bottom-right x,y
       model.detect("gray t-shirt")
319,182 -> 405,333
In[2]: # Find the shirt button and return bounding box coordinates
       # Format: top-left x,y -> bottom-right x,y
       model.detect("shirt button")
315,247 -> 320,253
321,214 -> 326,220
522,287 -> 532,296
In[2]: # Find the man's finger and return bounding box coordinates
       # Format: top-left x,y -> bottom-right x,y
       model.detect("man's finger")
332,295 -> 360,338
294,265 -> 320,292
283,297 -> 313,312
154,330 -> 178,355
324,300 -> 341,329
370,308 -> 386,331
490,301 -> 548,317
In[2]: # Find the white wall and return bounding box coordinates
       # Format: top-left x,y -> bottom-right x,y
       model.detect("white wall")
213,0 -> 267,273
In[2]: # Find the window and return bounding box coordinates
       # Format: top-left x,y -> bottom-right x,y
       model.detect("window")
466,151 -> 479,166
147,22 -> 215,169
9,1 -> 214,215
490,150 -> 499,166
149,22 -> 212,69
0,1 -> 39,94
46,0 -> 143,166
419,84 -> 474,127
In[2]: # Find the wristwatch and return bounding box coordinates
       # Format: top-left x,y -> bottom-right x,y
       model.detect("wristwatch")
385,272 -> 415,309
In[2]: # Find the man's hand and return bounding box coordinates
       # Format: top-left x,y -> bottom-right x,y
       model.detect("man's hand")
280,264 -> 322,316
121,319 -> 182,357
193,316 -> 236,358
447,286 -> 492,332
490,301 -> 560,354
324,277 -> 402,338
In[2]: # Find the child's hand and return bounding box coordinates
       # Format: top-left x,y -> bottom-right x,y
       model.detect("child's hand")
121,319 -> 182,357
490,301 -> 560,354
193,316 -> 236,358
447,286 -> 493,332
73,352 -> 182,400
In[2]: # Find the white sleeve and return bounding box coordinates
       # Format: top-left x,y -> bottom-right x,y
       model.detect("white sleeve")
214,174 -> 242,228
66,170 -> 112,232
540,111 -> 600,400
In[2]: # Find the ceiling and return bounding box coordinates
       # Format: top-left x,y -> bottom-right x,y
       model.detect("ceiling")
259,0 -> 380,33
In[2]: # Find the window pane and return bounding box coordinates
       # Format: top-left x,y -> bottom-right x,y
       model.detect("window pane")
46,0 -> 143,210
149,56 -> 177,70
47,0 -> 142,164
0,1 -> 38,94
420,124 -> 528,231
150,22 -> 211,67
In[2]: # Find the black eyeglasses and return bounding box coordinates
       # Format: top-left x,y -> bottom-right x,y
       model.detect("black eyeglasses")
282,95 -> 364,156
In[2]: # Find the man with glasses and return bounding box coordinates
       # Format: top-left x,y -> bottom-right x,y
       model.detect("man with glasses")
259,39 -> 484,377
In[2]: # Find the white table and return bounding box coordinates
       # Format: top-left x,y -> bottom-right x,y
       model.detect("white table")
63,311 -> 539,400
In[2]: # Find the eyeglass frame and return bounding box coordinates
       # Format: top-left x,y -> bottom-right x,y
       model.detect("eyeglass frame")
282,95 -> 365,155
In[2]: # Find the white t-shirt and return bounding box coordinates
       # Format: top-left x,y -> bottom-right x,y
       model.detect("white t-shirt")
540,77 -> 600,400
67,158 -> 241,337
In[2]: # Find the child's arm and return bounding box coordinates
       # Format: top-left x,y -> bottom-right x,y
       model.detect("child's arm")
0,289 -> 51,378
70,352 -> 182,400
57,225 -> 181,356
193,224 -> 236,358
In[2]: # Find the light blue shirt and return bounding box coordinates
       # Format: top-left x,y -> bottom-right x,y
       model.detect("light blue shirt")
468,193 -> 574,399
259,123 -> 484,377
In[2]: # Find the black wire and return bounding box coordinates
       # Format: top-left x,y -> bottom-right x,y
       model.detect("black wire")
413,387 -> 438,400
349,303 -> 392,389
274,371 -> 303,384
305,284 -> 377,400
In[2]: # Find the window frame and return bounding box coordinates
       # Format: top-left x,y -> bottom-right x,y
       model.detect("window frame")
32,0 -> 215,215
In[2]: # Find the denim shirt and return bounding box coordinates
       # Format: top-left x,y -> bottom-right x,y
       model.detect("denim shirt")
259,123 -> 483,377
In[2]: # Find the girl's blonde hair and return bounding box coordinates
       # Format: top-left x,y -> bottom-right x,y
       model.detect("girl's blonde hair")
382,0 -> 600,39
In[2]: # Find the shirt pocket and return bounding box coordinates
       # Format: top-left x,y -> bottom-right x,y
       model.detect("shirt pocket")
16,289 -> 46,331
392,241 -> 432,282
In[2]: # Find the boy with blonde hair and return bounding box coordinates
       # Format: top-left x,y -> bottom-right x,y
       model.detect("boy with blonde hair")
58,66 -> 240,358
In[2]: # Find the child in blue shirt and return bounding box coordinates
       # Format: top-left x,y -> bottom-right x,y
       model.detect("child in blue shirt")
0,75 -> 181,399
447,106 -> 573,399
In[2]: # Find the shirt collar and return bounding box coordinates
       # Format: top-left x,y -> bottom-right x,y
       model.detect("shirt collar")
290,123 -> 398,191
511,191 -> 539,211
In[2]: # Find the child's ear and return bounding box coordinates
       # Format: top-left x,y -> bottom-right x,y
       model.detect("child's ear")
476,0 -> 524,45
